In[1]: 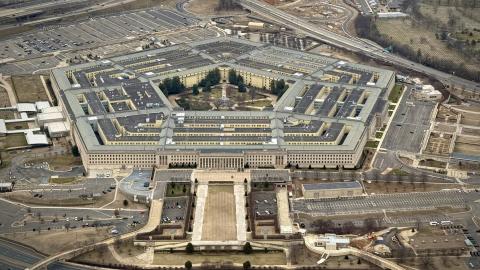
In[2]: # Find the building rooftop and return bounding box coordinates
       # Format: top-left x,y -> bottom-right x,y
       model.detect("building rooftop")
50,37 -> 395,153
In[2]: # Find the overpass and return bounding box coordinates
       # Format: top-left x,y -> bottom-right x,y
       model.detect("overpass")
26,200 -> 163,270
237,0 -> 479,93
304,234 -> 405,270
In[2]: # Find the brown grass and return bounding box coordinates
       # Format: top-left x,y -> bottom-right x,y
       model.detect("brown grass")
376,18 -> 479,73
28,155 -> 82,171
152,251 -> 287,265
201,185 -> 236,241
5,227 -> 112,255
11,75 -> 48,103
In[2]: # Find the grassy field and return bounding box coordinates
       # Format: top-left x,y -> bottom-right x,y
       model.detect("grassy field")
419,3 -> 480,30
11,75 -> 48,103
29,155 -> 82,170
0,111 -> 15,120
390,168 -> 409,176
376,18 -> 479,72
365,140 -> 379,148
202,185 -> 236,241
49,177 -> 77,184
165,183 -> 190,197
5,122 -> 29,130
177,86 -> 272,111
152,251 -> 287,265
0,134 -> 28,149
6,227 -> 112,255
388,84 -> 403,103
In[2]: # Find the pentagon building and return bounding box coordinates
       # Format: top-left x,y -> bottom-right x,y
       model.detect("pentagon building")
49,37 -> 395,172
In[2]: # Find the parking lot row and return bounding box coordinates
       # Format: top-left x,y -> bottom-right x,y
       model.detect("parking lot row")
294,190 -> 467,215
0,9 -> 195,60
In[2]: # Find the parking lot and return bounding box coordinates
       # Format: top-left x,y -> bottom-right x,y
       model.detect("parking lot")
154,169 -> 192,182
293,190 -> 468,215
252,191 -> 278,217
161,197 -> 188,225
0,9 -> 195,61
381,88 -> 436,153
0,199 -> 146,235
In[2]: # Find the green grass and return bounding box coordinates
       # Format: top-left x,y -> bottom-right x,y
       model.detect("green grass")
390,168 -> 409,176
388,84 -> 404,103
380,125 -> 387,132
365,140 -> 379,148
388,104 -> 396,110
375,132 -> 384,139
388,111 -> 393,116
165,183 -> 190,197
49,177 -> 77,184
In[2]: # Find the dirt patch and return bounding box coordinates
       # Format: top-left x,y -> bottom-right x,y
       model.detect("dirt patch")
5,227 -> 112,255
10,75 -> 48,103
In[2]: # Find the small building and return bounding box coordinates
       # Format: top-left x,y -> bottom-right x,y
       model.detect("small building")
0,119 -> 6,136
45,121 -> 70,138
37,111 -> 64,127
0,182 -> 13,192
41,106 -> 62,114
35,101 -> 51,112
302,181 -> 363,199
314,234 -> 350,250
25,131 -> 49,146
377,12 -> 408,18
410,234 -> 467,255
16,103 -> 37,113
413,84 -> 442,101
248,22 -> 265,30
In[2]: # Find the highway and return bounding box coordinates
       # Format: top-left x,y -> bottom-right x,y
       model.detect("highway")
238,0 -> 480,92
0,237 -> 88,270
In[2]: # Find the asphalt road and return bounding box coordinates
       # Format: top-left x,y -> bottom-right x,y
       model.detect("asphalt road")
0,237 -> 89,270
239,0 -> 480,92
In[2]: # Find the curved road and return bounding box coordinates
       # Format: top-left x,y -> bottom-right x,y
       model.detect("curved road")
238,0 -> 480,92
0,237 -> 89,270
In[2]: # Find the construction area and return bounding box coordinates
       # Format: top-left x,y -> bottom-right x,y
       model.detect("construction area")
418,102 -> 480,176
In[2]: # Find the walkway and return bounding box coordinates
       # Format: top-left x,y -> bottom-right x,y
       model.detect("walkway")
234,184 -> 247,241
0,73 -> 17,107
191,184 -> 208,242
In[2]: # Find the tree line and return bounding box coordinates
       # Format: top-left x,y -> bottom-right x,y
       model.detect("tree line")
158,76 -> 185,95
354,16 -> 480,82
228,69 -> 247,92
270,79 -> 288,97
